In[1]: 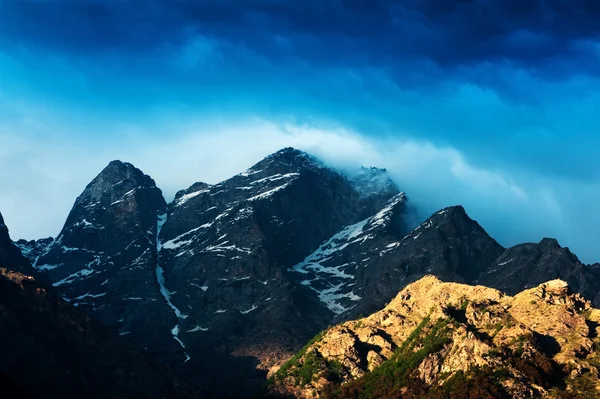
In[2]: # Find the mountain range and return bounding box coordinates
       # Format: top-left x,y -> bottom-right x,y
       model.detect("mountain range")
2,147 -> 599,398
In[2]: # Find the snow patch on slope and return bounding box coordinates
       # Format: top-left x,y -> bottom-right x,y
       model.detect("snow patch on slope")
247,182 -> 293,201
175,189 -> 210,207
52,267 -> 96,287
156,266 -> 188,320
187,325 -> 209,332
293,194 -> 406,314
240,304 -> 258,314
156,212 -> 191,362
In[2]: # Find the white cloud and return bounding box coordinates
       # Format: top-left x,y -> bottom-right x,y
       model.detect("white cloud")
0,117 -> 598,263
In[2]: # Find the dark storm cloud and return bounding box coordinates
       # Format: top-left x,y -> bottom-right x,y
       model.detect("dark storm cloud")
1,0 -> 599,81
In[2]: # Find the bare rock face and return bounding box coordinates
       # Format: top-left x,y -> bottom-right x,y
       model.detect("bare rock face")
14,237 -> 54,265
270,276 -> 600,398
0,212 -> 33,274
478,238 -> 600,308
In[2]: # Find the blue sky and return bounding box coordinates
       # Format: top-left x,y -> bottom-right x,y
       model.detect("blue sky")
1,0 -> 600,263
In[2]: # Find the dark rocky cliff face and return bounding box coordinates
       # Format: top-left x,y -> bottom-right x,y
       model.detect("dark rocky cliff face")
0,268 -> 196,399
478,237 -> 600,307
0,213 -> 195,399
14,237 -> 54,265
348,166 -> 405,220
0,212 -> 33,274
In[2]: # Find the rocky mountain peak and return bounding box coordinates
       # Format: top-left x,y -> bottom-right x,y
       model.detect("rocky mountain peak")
74,160 -> 160,208
348,166 -> 402,220
240,147 -> 323,177
105,159 -> 147,179
62,159 -> 166,229
14,237 -> 54,264
429,204 -> 467,221
0,211 -> 33,274
409,205 -> 503,254
349,166 -> 397,197
539,237 -> 561,250
269,146 -> 315,162
476,234 -> 598,307
535,237 -> 581,264
32,161 -> 173,355
403,205 -> 505,278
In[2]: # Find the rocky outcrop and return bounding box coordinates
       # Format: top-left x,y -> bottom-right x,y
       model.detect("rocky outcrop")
348,166 -> 409,221
0,267 -> 196,399
0,212 -> 33,274
14,237 -> 53,265
269,276 -> 600,398
478,238 -> 600,307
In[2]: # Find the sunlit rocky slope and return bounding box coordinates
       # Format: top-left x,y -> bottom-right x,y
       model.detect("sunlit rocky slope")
269,276 -> 600,399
